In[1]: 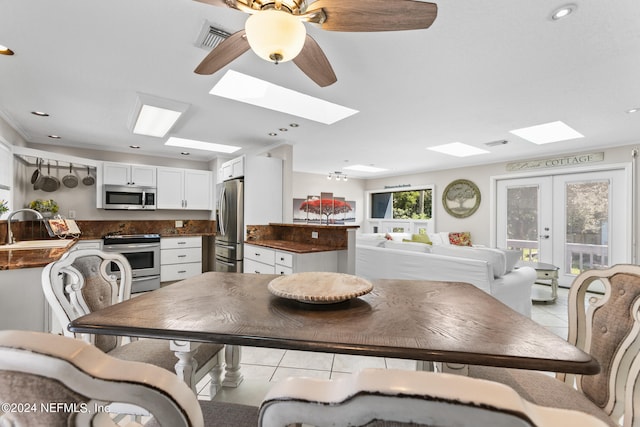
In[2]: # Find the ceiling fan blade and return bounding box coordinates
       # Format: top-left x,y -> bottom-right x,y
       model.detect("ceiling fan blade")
293,35 -> 337,87
194,30 -> 250,75
306,0 -> 437,32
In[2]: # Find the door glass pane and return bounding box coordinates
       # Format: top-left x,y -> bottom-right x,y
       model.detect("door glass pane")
506,186 -> 538,261
565,180 -> 609,274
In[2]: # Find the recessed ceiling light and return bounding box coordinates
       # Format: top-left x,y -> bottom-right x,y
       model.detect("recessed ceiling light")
129,145 -> 140,149
626,108 -> 639,114
48,135 -> 61,139
290,123 -> 299,127
210,70 -> 358,125
0,45 -> 14,56
268,132 -> 278,136
31,111 -> 49,117
279,128 -> 288,132
343,164 -> 387,173
165,137 -> 241,153
550,4 -> 577,21
427,142 -> 490,157
509,120 -> 584,144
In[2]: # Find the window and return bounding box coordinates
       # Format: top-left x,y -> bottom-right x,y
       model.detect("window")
370,187 -> 433,220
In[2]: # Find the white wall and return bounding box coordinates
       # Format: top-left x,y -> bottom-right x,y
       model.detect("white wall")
364,144 -> 640,249
13,143 -> 214,221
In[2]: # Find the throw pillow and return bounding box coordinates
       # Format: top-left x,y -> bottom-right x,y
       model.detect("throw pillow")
449,232 -> 472,246
427,232 -> 444,245
411,233 -> 432,245
500,249 -> 522,272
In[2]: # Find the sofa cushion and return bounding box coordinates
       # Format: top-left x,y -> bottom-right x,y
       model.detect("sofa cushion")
384,240 -> 432,253
410,233 -> 432,245
431,245 -> 507,278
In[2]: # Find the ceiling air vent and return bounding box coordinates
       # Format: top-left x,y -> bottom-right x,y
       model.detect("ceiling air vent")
196,23 -> 231,50
484,140 -> 509,147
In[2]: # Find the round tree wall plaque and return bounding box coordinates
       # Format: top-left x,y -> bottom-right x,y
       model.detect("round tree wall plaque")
442,179 -> 481,218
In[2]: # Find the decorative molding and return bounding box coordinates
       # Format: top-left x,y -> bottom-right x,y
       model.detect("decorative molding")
506,152 -> 604,172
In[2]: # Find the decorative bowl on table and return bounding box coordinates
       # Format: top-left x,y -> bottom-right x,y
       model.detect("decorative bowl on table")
267,272 -> 373,304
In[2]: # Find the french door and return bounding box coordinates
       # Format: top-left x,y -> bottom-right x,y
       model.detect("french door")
495,168 -> 630,286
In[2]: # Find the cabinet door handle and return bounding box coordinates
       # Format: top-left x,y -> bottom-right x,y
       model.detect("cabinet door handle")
255,253 -> 260,256
254,270 -> 260,274
178,255 -> 187,258
280,257 -> 285,261
178,270 -> 186,274
177,242 -> 187,245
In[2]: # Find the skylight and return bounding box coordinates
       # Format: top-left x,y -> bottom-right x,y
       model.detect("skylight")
343,165 -> 387,173
427,142 -> 490,157
133,105 -> 183,138
210,70 -> 358,125
509,121 -> 584,145
165,137 -> 241,153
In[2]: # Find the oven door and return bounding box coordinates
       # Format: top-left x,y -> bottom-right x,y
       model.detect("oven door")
131,275 -> 161,293
103,243 -> 160,278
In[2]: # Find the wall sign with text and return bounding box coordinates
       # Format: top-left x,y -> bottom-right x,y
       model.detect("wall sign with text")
506,152 -> 604,172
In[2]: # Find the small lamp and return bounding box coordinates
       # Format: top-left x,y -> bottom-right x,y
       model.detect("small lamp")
245,9 -> 306,64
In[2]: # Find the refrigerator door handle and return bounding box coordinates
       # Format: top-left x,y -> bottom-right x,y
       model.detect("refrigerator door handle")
218,185 -> 227,236
215,258 -> 236,267
215,242 -> 236,250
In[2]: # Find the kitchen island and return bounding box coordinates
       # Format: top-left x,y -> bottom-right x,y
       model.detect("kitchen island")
245,223 -> 358,274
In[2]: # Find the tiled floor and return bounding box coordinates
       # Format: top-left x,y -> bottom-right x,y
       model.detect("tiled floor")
198,284 -> 572,407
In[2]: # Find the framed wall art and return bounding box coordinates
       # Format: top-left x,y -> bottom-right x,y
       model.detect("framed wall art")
442,179 -> 481,218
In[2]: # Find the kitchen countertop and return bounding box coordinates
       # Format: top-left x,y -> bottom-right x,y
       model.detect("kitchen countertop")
0,240 -> 78,270
245,239 -> 344,254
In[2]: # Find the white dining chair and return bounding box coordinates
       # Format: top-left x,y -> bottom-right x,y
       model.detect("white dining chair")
258,368 -> 609,427
41,248 -> 224,397
0,329 -> 258,427
469,264 -> 640,427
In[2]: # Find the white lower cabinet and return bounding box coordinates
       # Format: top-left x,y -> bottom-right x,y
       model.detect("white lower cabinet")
244,244 -> 338,275
160,236 -> 202,282
0,267 -> 49,332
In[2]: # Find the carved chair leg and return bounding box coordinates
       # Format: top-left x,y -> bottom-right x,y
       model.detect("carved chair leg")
222,344 -> 244,387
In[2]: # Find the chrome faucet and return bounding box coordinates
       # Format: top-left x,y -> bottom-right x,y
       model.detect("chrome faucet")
6,208 -> 44,245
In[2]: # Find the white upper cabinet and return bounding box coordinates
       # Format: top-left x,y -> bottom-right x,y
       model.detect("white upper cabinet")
219,156 -> 245,181
0,142 -> 11,189
157,167 -> 211,210
103,162 -> 156,186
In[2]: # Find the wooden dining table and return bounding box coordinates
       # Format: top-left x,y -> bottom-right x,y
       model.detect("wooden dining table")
69,271 -> 599,387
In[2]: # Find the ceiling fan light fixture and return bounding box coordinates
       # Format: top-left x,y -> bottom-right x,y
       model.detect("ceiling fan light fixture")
245,9 -> 306,64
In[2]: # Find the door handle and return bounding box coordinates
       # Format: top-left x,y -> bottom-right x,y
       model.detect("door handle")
539,235 -> 550,239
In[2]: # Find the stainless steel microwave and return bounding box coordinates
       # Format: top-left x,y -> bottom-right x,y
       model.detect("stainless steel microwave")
103,185 -> 156,210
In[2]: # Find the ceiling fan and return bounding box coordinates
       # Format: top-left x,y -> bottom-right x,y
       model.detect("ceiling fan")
193,0 -> 438,87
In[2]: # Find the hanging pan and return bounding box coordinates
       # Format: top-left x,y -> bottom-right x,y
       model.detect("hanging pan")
41,162 -> 60,192
82,166 -> 95,186
62,163 -> 78,188
33,159 -> 44,190
31,158 -> 41,184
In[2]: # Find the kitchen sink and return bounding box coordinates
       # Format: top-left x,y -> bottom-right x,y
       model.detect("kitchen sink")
0,239 -> 75,251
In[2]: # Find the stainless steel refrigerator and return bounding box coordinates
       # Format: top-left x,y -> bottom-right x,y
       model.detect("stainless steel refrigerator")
215,178 -> 244,272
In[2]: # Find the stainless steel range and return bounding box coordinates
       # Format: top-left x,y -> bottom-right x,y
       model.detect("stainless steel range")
102,233 -> 161,293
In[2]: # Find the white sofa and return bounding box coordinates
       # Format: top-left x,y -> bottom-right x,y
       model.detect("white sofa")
355,234 -> 536,317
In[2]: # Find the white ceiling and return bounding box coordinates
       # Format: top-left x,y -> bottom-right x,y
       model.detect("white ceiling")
1,1 -> 640,178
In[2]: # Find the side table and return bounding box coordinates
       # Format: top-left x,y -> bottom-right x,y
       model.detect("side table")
518,261 -> 559,304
